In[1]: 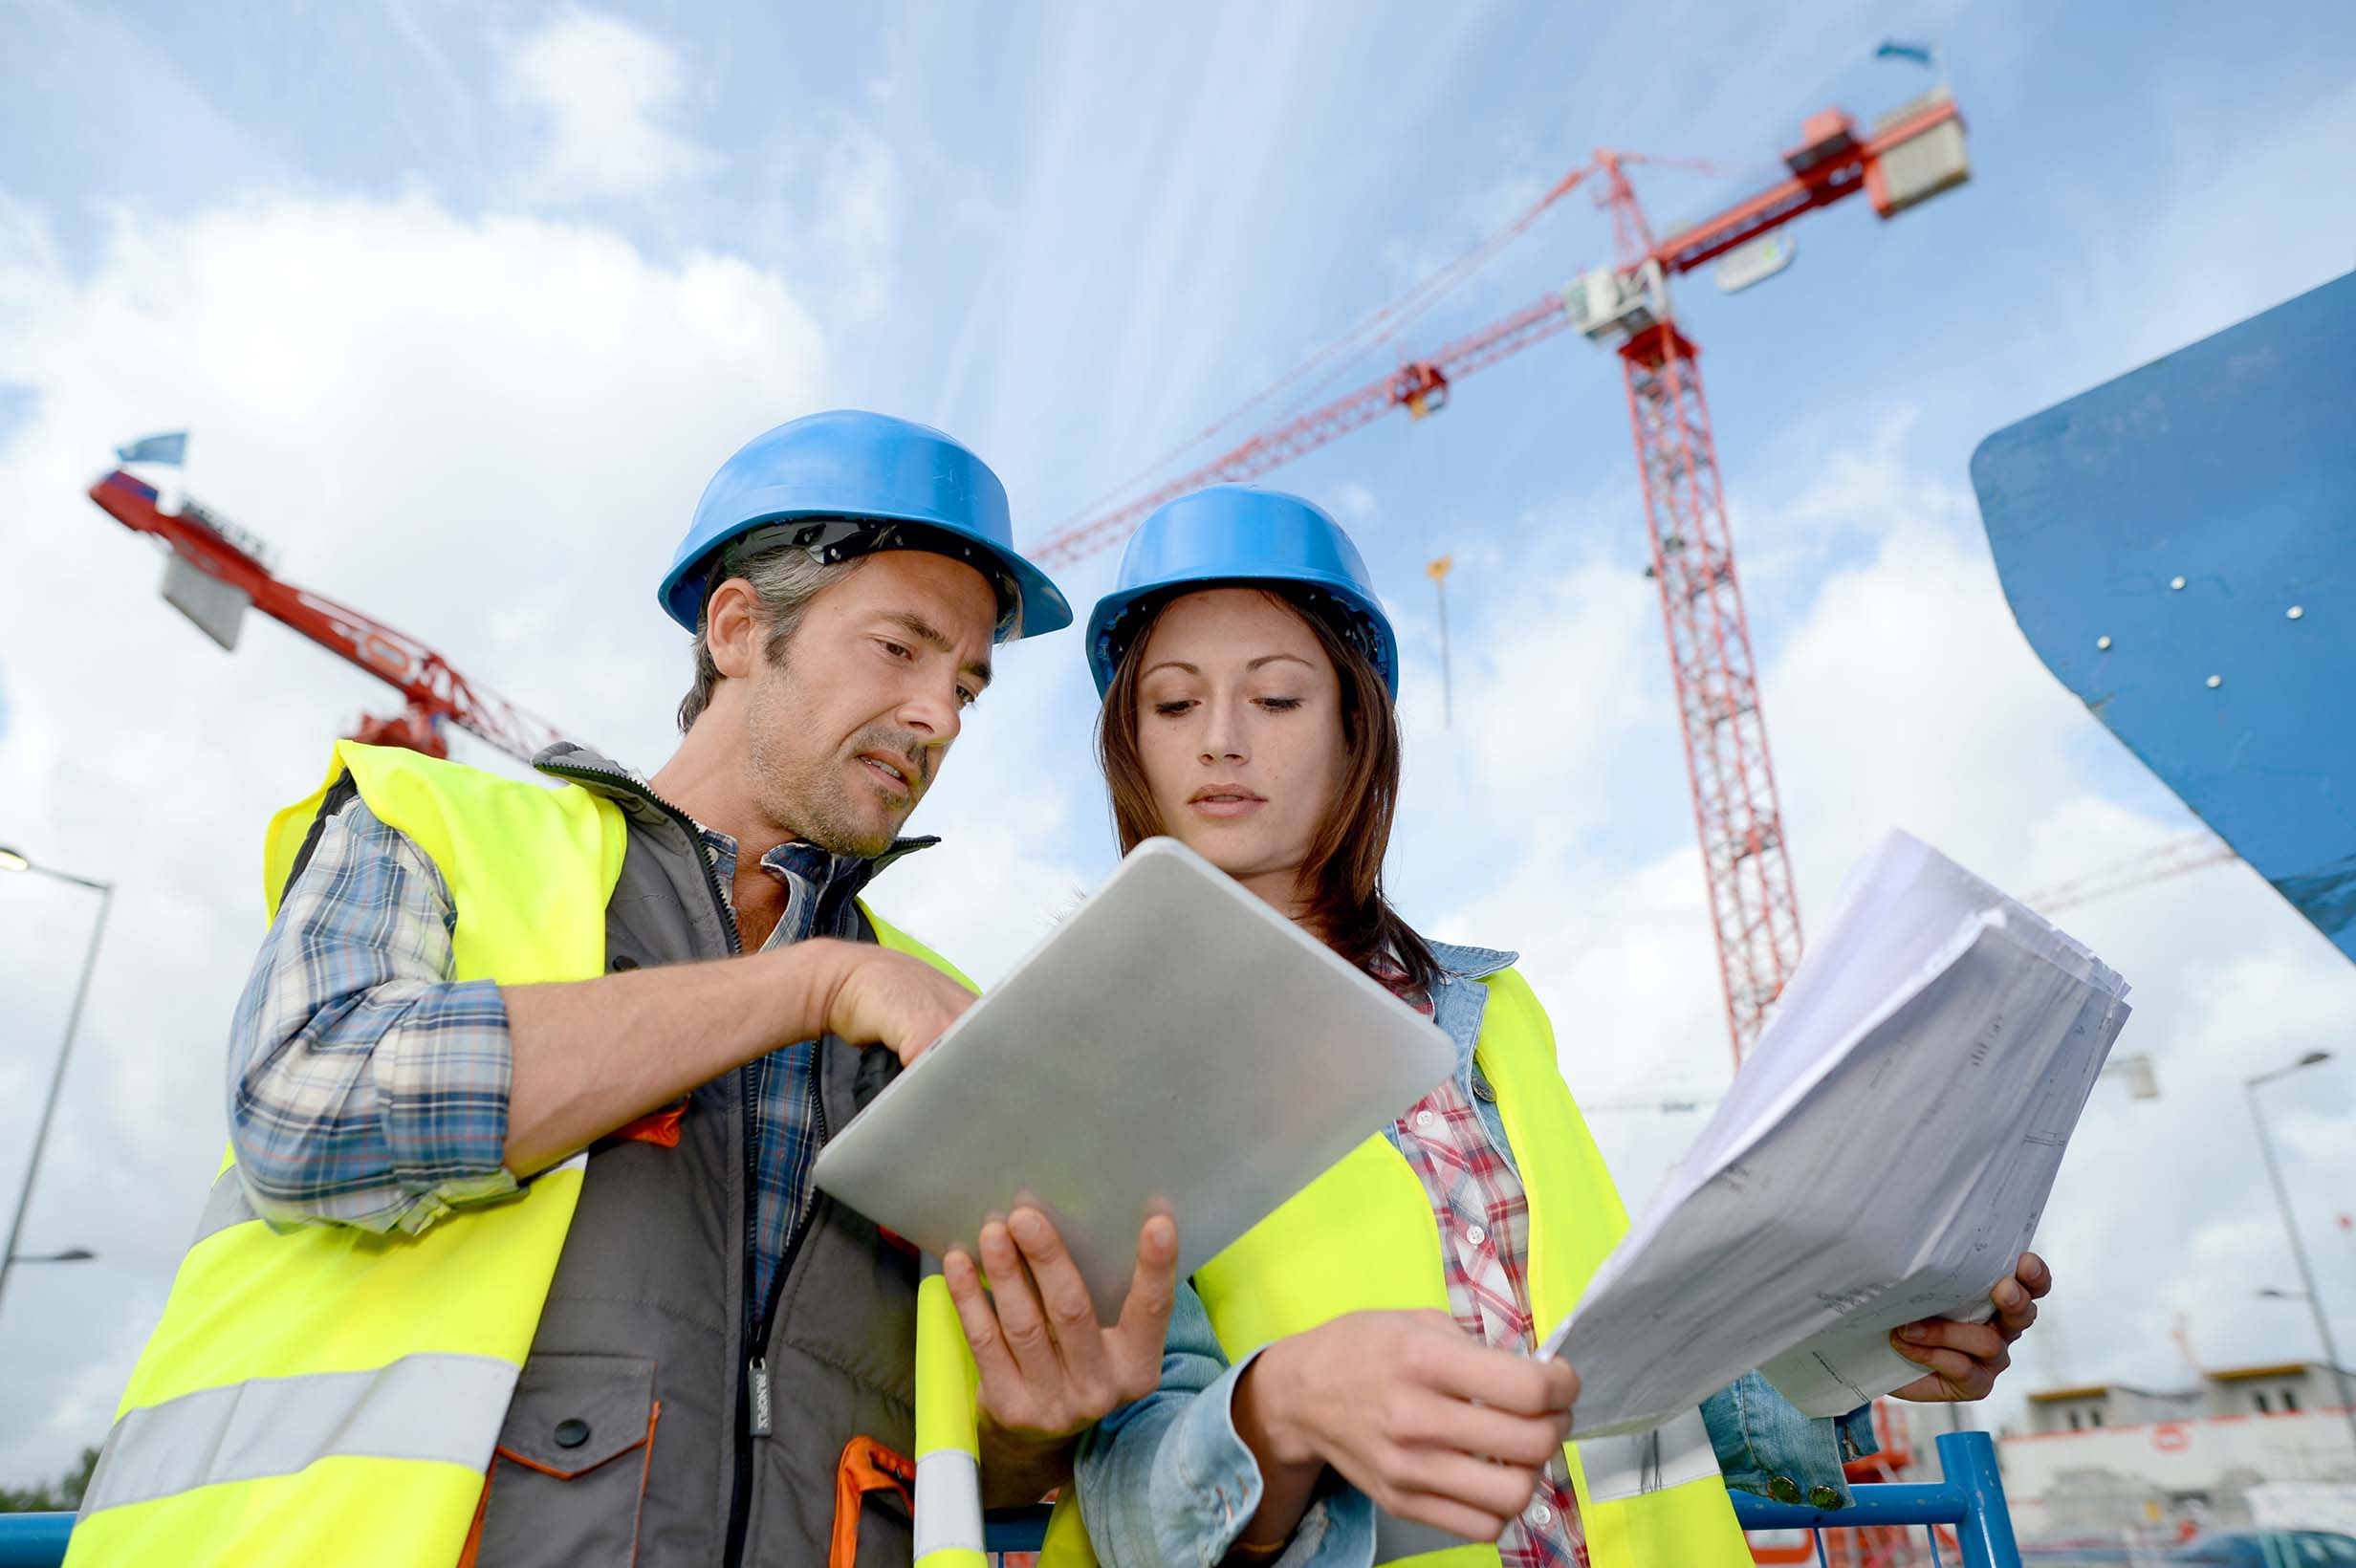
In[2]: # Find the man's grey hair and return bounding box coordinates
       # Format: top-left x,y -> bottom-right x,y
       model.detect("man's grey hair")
676,536 -> 862,732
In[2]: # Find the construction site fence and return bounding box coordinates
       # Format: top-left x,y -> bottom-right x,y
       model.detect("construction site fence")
0,1429 -> 2020,1568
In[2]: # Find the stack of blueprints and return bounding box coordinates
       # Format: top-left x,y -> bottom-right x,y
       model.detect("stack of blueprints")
1543,829 -> 2133,1438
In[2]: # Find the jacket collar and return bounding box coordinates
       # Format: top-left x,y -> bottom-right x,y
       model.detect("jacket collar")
532,741 -> 939,875
1427,938 -> 1517,982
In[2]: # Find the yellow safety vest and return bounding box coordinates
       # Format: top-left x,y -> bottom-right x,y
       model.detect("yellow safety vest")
71,742 -> 969,1568
1023,966 -> 1755,1568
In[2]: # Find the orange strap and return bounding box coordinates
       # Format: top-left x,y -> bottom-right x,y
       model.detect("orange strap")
613,1100 -> 687,1148
830,1435 -> 917,1568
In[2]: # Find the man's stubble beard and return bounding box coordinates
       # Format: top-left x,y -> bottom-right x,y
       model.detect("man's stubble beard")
744,668 -> 915,860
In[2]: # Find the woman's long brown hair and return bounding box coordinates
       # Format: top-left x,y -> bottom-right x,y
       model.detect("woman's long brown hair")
1096,587 -> 1441,991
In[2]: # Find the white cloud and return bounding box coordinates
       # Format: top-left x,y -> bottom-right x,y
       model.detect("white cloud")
0,187 -> 830,1481
1327,480 -> 1377,522
811,125 -> 901,322
502,10 -> 719,203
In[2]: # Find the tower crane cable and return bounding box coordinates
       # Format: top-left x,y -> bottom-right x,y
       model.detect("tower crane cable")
1259,163 -> 1594,427
2022,833 -> 2238,914
1041,162 -> 1596,539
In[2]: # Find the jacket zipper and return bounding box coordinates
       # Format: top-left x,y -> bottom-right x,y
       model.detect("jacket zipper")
542,758 -> 869,1568
723,1056 -> 763,1568
537,761 -> 774,1565
727,894 -> 853,1563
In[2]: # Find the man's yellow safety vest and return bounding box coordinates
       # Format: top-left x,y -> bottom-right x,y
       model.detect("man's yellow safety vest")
69,742 -> 969,1568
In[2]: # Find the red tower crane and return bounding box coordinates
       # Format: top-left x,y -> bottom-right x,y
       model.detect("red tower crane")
87,468 -> 579,765
1028,90 -> 1971,1061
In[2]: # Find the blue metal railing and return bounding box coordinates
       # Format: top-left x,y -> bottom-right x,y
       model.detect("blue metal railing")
982,1428 -> 2021,1566
0,1513 -> 71,1568
0,1429 -> 2021,1567
1731,1431 -> 2020,1568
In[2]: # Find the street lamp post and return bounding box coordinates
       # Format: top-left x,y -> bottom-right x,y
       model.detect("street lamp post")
2245,1052 -> 2356,1457
0,844 -> 114,1325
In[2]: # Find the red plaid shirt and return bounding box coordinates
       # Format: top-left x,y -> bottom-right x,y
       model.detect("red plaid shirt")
1373,959 -> 1586,1568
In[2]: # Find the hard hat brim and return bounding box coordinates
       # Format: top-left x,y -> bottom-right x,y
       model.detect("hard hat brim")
659,500 -> 1071,642
1086,572 -> 1398,699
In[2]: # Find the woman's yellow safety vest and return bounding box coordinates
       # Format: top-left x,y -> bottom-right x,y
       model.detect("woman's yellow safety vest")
69,742 -> 968,1568
1018,965 -> 1756,1568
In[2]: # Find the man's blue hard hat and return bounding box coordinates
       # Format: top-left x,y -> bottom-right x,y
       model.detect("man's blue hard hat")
1085,485 -> 1398,697
659,410 -> 1071,642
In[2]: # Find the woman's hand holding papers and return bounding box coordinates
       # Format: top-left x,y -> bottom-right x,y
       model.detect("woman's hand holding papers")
1888,1252 -> 2052,1403
945,1207 -> 1180,1504
1230,1310 -> 1579,1548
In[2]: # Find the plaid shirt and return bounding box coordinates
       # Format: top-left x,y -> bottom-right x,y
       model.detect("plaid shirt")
1375,960 -> 1587,1568
229,790 -> 876,1315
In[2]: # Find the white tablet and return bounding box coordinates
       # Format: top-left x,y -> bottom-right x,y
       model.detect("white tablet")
812,836 -> 1455,1321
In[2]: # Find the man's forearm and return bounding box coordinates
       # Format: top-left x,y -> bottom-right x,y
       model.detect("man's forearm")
501,939 -> 854,1175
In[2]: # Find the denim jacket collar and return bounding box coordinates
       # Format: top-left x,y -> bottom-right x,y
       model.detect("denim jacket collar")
1421,940 -> 1519,1092
1427,939 -> 1516,982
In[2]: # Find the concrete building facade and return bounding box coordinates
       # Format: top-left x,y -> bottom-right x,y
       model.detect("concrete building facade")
1995,1362 -> 2356,1541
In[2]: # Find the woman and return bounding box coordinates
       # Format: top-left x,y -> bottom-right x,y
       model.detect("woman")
1054,485 -> 2048,1568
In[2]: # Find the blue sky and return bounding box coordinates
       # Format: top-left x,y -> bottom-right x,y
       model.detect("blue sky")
3,0 -> 2354,1493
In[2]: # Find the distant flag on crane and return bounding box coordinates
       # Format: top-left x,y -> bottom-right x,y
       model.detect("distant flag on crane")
115,430 -> 188,467
1875,39 -> 1936,68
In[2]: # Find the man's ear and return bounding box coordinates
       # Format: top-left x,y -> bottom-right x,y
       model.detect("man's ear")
704,578 -> 765,680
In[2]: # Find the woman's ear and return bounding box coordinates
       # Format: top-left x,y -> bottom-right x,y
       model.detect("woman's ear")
704,578 -> 764,680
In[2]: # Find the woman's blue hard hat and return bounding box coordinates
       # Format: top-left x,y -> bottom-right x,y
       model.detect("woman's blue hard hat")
1085,485 -> 1398,697
659,410 -> 1071,642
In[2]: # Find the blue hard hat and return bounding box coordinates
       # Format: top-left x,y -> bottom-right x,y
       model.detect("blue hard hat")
659,410 -> 1071,642
1085,485 -> 1398,697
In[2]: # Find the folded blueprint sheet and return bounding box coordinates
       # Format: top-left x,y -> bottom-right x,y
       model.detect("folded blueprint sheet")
1540,829 -> 2132,1436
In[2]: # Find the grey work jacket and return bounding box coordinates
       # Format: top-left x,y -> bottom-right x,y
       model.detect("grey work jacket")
463,745 -> 927,1568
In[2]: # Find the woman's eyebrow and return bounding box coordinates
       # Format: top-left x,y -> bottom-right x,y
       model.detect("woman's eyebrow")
1145,653 -> 1314,678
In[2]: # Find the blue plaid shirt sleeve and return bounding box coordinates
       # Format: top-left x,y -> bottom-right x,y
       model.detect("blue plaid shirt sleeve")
226,793 -> 520,1235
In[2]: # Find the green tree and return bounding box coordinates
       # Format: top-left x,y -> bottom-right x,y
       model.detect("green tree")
0,1445 -> 98,1513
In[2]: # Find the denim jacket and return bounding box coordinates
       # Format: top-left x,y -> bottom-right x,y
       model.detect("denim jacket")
1072,941 -> 1876,1567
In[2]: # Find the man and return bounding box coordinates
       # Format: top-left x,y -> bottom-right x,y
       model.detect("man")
70,411 -> 1177,1568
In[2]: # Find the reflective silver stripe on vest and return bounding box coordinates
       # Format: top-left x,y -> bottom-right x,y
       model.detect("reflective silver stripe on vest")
79,1353 -> 519,1519
911,1448 -> 983,1560
1577,1409 -> 1721,1503
190,1166 -> 259,1249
